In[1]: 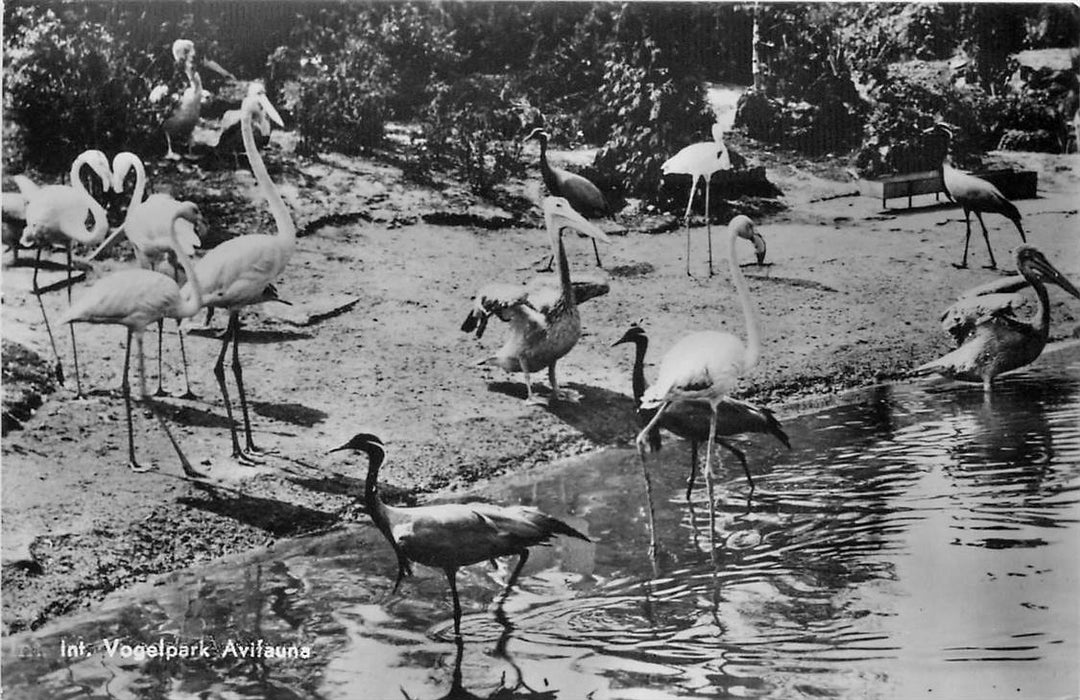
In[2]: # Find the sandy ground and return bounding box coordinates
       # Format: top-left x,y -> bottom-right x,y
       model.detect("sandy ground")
2,136 -> 1078,634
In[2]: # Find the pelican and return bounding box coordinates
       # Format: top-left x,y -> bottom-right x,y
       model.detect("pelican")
330,433 -> 589,637
461,196 -> 610,405
925,123 -> 1026,269
915,245 -> 1080,391
940,273 -> 1037,346
216,81 -> 284,157
634,215 -> 763,556
17,149 -> 114,394
86,152 -> 204,397
58,202 -> 206,477
180,89 -> 292,463
150,39 -> 234,160
613,320 -> 789,500
661,123 -> 733,276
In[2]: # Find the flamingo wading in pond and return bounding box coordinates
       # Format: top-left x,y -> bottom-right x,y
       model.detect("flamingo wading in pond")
525,127 -> 610,270
662,123 -> 734,276
613,320 -> 789,500
635,215 -> 764,556
461,196 -> 610,405
925,123 -> 1026,270
58,202 -> 206,477
181,88 -> 292,463
17,149 -> 114,394
914,245 -> 1080,392
89,152 -> 204,397
330,433 -> 589,637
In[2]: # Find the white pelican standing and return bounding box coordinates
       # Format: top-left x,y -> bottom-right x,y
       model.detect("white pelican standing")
150,39 -> 234,160
87,152 -> 204,397
216,81 -> 284,157
662,123 -> 733,276
461,196 -> 610,405
58,202 -> 206,477
180,89 -> 292,463
17,149 -> 114,394
330,433 -> 589,637
635,215 -> 763,556
915,245 -> 1080,392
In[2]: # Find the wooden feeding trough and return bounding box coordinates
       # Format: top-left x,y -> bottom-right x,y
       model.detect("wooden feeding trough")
859,168 -> 1038,209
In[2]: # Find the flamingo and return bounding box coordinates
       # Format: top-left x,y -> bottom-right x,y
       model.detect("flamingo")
461,196 -> 610,405
613,320 -> 789,500
330,433 -> 589,637
925,123 -> 1026,269
661,123 -> 734,276
57,202 -> 206,477
149,39 -> 234,160
216,81 -> 284,158
914,245 -> 1080,392
525,127 -> 610,271
17,149 -> 114,394
634,215 -> 763,556
180,88 -> 292,463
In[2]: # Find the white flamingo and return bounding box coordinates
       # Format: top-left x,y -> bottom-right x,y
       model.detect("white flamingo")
661,124 -> 734,276
58,202 -> 206,477
634,215 -> 763,556
180,89 -> 292,463
17,149 -> 114,394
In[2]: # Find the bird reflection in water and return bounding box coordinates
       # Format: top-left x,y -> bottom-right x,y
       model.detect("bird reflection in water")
402,606 -> 557,700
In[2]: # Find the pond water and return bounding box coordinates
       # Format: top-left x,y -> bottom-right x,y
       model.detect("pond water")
4,347 -> 1079,700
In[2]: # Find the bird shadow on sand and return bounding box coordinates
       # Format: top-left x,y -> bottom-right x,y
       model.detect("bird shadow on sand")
486,380 -> 638,444
251,401 -> 328,427
179,489 -> 339,536
185,327 -> 313,344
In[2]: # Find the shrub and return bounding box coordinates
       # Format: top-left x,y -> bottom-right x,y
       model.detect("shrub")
419,75 -> 526,196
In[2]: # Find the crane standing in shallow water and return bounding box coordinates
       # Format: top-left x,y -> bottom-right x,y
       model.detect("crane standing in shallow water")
613,321 -> 789,500
634,215 -> 764,557
17,149 -> 114,395
58,202 -> 207,478
915,245 -> 1080,392
462,196 -> 610,405
525,127 -> 610,270
926,123 -> 1026,270
181,88 -> 292,464
330,433 -> 589,638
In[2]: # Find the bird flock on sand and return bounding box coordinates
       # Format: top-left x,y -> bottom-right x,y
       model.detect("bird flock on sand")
5,38 -> 1079,640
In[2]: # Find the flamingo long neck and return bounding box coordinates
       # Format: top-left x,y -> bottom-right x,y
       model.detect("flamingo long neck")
551,223 -> 575,306
122,156 -> 147,223
728,227 -> 761,370
171,211 -> 204,318
631,336 -> 649,403
242,100 -> 296,246
68,154 -> 109,243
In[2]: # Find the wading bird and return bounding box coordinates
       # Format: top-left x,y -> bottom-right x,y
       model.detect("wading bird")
58,202 -> 206,477
150,39 -> 234,160
525,127 -> 610,270
88,152 -> 204,397
2,188 -> 27,263
634,215 -> 763,556
330,432 -> 589,637
462,197 -> 610,405
925,123 -> 1026,269
216,81 -> 283,158
662,124 -> 734,276
915,245 -> 1080,392
181,88 -> 292,463
613,321 -> 789,500
17,149 -> 114,394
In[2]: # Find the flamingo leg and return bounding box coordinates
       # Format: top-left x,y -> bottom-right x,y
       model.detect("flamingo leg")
954,209 -> 973,269
685,440 -> 699,501
136,331 -> 204,478
229,314 -> 261,455
704,176 -> 714,277
123,329 -> 150,473
684,177 -> 698,276
32,247 -> 65,386
213,312 -> 254,463
591,237 -> 603,268
636,401 -> 671,558
176,319 -> 197,399
445,567 -> 463,638
65,245 -> 83,397
973,212 -> 997,269
718,438 -> 754,492
704,406 -> 720,562
154,319 -> 168,396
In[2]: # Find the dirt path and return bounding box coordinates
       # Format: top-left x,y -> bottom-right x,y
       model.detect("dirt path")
2,143 -> 1078,634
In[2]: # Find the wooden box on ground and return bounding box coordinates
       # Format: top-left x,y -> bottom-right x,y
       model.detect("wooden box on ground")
859,168 -> 1038,209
